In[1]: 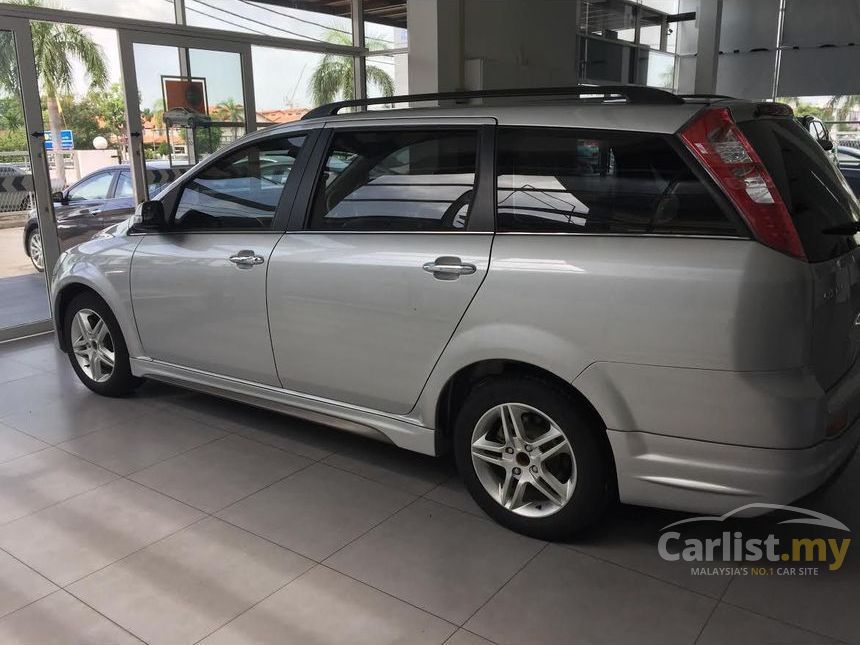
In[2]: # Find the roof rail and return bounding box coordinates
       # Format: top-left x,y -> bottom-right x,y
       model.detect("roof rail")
676,94 -> 735,100
302,85 -> 685,120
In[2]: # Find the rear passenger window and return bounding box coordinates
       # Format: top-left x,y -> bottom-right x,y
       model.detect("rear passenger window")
172,134 -> 306,231
308,129 -> 478,231
496,127 -> 738,236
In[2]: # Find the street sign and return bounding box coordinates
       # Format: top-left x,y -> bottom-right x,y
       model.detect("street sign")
44,130 -> 74,150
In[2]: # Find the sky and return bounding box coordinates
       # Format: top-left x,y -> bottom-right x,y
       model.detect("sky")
58,0 -> 404,114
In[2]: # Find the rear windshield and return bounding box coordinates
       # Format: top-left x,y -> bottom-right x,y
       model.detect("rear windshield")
739,118 -> 860,262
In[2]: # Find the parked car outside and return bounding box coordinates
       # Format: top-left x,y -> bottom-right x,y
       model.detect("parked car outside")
50,89 -> 860,539
837,145 -> 860,196
23,161 -> 179,271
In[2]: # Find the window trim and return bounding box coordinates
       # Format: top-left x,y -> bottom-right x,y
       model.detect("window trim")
492,125 -> 749,238
160,128 -> 319,234
290,124 -> 493,234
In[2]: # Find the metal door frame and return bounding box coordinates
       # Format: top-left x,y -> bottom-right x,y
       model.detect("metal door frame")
0,18 -> 59,342
117,29 -> 256,205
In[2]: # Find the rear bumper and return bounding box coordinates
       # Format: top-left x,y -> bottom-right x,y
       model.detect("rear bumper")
608,419 -> 860,514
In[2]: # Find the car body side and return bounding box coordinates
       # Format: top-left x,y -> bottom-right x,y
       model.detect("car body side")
50,103 -> 860,516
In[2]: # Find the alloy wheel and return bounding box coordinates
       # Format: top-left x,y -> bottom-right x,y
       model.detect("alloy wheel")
470,402 -> 576,517
28,231 -> 44,271
70,308 -> 115,383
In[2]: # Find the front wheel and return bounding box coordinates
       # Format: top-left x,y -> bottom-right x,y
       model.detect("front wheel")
454,376 -> 613,540
64,292 -> 142,397
26,228 -> 44,272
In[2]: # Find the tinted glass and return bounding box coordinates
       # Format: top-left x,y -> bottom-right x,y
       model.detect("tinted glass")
68,173 -> 113,201
309,129 -> 477,231
740,118 -> 860,262
173,134 -> 306,231
496,127 -> 736,235
116,170 -> 172,199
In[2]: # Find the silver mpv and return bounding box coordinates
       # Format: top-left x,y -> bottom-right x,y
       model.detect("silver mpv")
51,87 -> 860,539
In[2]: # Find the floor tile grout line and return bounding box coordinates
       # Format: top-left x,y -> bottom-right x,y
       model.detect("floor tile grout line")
691,596 -> 722,645
0,471 -> 120,531
312,457 -> 449,498
560,542 -> 730,602
56,588 -> 149,644
458,542 -> 550,631
318,561 -> 463,630
716,596 -> 853,644
58,514 -> 213,591
0,443 -> 53,466
189,563 -> 325,645
321,494 -> 423,564
0,544 -> 61,617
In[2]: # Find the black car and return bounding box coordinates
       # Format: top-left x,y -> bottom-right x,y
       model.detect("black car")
23,162 -> 182,271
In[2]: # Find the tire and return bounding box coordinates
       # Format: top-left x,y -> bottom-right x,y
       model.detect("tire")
26,227 -> 44,272
64,291 -> 143,397
454,375 -> 613,540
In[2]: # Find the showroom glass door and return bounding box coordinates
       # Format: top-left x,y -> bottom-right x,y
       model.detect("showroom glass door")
0,19 -> 60,341
117,31 -> 255,202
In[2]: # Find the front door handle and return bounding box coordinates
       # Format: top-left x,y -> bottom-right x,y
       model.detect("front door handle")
422,256 -> 477,280
229,250 -> 265,268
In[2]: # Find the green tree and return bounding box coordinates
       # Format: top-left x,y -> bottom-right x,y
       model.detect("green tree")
0,0 -> 108,184
213,97 -> 244,141
309,30 -> 394,106
827,95 -> 860,122
57,84 -> 126,153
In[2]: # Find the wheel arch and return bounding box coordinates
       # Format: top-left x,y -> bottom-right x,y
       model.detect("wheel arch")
54,282 -> 102,351
433,358 -> 609,457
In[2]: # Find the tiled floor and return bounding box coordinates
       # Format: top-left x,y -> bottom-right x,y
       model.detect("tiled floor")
0,334 -> 856,645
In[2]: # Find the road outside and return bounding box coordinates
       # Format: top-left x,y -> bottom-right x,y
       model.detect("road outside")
0,226 -> 36,278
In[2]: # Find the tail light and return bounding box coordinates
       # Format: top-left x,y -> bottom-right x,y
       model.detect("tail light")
680,107 -> 806,260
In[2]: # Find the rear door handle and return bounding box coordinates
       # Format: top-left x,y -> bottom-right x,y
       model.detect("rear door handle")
422,256 -> 477,279
229,250 -> 265,268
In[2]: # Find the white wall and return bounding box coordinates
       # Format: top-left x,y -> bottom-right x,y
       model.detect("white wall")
71,150 -> 121,183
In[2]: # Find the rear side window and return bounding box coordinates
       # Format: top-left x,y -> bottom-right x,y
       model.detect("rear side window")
739,118 -> 860,262
495,127 -> 737,236
308,129 -> 477,231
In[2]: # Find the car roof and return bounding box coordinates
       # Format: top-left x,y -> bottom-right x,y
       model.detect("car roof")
261,94 -> 758,136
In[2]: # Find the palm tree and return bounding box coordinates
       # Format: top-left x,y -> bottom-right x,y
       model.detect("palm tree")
827,95 -> 860,122
309,30 -> 394,107
213,97 -> 244,141
1,0 -> 107,185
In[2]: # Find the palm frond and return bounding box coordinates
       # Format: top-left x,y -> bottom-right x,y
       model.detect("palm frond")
367,64 -> 395,98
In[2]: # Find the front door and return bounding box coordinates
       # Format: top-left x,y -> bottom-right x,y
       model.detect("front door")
269,122 -> 494,414
130,132 -> 310,386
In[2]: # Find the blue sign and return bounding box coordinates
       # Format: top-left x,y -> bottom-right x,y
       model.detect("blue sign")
44,130 -> 74,150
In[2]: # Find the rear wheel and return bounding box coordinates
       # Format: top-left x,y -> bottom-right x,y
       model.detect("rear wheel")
26,228 -> 44,272
64,292 -> 142,396
454,376 -> 613,540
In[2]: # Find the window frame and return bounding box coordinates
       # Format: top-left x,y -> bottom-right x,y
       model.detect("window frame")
492,125 -> 749,238
66,170 -> 117,203
288,121 -> 496,233
159,127 -> 321,235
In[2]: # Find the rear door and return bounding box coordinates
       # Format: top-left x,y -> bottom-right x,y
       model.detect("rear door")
268,119 -> 495,414
57,170 -> 116,248
740,116 -> 860,390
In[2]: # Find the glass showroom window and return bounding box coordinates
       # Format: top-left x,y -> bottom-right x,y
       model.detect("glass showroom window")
0,0 -> 178,23
184,0 -> 352,42
252,46 -> 353,128
579,0 -> 679,89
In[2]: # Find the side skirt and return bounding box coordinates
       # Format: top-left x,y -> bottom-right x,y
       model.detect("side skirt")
130,357 -> 437,455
